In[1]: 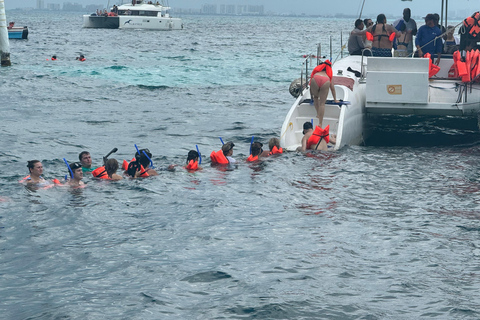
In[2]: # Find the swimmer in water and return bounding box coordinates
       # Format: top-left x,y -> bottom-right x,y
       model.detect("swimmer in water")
185,150 -> 202,171
105,158 -> 123,180
222,141 -> 236,164
23,160 -> 48,185
298,121 -> 336,152
79,151 -> 94,172
67,162 -> 85,187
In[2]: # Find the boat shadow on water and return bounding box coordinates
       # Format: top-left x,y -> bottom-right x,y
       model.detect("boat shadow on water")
364,114 -> 480,147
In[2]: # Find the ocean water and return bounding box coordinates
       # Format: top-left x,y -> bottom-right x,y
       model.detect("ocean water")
1,11 -> 480,320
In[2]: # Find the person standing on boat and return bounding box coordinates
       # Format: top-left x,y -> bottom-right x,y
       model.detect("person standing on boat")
393,8 -> 417,56
309,60 -> 338,127
366,14 -> 399,57
348,19 -> 366,56
415,14 -> 443,65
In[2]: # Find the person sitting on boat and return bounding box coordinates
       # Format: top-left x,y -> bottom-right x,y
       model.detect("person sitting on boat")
444,25 -> 460,54
366,14 -> 399,57
297,122 -> 336,152
393,8 -> 417,56
348,19 -> 366,56
67,162 -> 85,187
309,60 -> 338,127
415,14 -> 443,65
8,22 -> 14,29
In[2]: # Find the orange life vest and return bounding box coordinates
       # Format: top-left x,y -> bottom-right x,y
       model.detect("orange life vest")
423,53 -> 441,78
463,11 -> 480,38
210,150 -> 229,164
310,60 -> 333,82
92,166 -> 110,179
185,160 -> 199,170
269,146 -> 283,155
246,155 -> 259,162
366,32 -> 374,41
123,158 -> 149,177
306,125 -> 330,149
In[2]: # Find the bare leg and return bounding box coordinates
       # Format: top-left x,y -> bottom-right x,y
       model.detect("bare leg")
316,81 -> 330,127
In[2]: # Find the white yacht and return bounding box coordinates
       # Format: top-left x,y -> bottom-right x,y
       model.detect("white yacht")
83,0 -> 183,30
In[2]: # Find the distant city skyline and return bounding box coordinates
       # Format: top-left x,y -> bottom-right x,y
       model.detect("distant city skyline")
6,0 -> 478,18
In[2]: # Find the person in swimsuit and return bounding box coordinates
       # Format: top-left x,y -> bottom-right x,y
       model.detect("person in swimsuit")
79,151 -> 94,173
222,141 -> 236,164
309,60 -> 338,127
67,162 -> 85,187
23,160 -> 47,185
394,23 -> 410,57
105,159 -> 123,180
366,14 -> 399,57
298,122 -> 337,152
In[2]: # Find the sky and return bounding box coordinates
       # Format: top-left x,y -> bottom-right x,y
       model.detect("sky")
5,0 -> 479,17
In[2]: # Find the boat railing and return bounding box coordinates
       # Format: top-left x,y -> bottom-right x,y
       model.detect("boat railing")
360,48 -> 372,82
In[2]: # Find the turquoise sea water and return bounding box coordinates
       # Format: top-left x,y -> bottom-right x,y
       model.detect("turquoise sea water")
1,11 -> 480,319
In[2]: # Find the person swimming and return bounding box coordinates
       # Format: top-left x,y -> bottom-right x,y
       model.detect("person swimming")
126,148 -> 158,178
67,162 -> 85,187
21,160 -> 60,188
185,150 -> 202,171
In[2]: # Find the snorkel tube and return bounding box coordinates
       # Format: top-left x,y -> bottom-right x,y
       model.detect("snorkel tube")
196,145 -> 202,165
63,158 -> 74,180
219,137 -> 225,145
134,144 -> 155,169
249,136 -> 254,154
103,148 -> 118,165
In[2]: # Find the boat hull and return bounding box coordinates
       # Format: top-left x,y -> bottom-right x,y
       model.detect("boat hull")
8,27 -> 28,39
82,15 -> 183,30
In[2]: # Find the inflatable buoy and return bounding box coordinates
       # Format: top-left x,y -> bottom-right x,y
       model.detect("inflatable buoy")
289,78 -> 305,98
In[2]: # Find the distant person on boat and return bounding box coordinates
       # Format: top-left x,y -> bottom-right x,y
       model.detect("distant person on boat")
364,18 -> 373,28
393,8 -> 417,56
394,23 -> 410,57
415,14 -> 442,65
112,5 -> 118,15
348,19 -> 366,56
444,25 -> 460,54
309,60 -> 338,127
67,162 -> 85,187
298,121 -> 336,152
366,14 -> 399,57
8,22 -> 14,29
79,151 -> 94,172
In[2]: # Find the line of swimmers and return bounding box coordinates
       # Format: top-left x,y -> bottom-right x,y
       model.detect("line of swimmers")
21,127 -> 335,189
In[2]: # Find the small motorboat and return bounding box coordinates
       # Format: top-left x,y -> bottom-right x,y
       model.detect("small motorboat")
7,22 -> 28,39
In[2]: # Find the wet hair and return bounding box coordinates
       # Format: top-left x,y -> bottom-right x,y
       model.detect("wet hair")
355,18 -> 363,29
27,160 -> 41,172
105,158 -> 119,176
303,121 -> 313,134
268,138 -> 281,151
373,14 -> 387,34
135,148 -> 152,168
251,142 -> 263,157
222,142 -> 235,155
69,162 -> 82,170
186,150 -> 199,164
79,151 -> 90,161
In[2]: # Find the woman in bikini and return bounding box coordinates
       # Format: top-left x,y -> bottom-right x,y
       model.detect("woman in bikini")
309,60 -> 338,127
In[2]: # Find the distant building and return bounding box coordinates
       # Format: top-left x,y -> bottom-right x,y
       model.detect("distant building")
63,2 -> 83,11
47,3 -> 61,10
36,0 -> 44,10
201,4 -> 217,14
